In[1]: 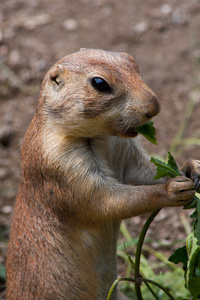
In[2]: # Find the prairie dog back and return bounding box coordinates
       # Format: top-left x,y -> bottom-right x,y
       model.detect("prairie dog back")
6,49 -> 196,300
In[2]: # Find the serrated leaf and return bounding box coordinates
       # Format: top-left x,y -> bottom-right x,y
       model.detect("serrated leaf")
184,195 -> 198,210
136,121 -> 158,145
151,156 -> 180,179
168,246 -> 188,269
191,211 -> 198,219
167,152 -> 180,176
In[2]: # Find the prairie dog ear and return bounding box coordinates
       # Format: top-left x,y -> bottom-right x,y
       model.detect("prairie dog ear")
49,64 -> 67,87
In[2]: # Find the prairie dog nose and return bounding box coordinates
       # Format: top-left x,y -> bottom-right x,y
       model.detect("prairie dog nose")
145,94 -> 161,119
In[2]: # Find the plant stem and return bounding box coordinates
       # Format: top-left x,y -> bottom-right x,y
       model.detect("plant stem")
126,251 -> 159,299
143,280 -> 159,300
142,278 -> 176,300
107,278 -> 136,300
107,276 -> 175,300
134,209 -> 161,299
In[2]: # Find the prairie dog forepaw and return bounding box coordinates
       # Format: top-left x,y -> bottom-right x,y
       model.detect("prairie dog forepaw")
194,175 -> 200,190
181,160 -> 200,190
165,176 -> 195,205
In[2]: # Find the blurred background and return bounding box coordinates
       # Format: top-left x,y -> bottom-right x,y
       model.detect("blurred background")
0,0 -> 200,298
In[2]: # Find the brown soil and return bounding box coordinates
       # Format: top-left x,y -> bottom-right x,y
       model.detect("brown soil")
0,0 -> 200,298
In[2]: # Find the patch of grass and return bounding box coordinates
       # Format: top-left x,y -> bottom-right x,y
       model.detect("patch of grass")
117,220 -> 190,299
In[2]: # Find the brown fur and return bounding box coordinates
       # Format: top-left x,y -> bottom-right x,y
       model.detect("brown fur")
6,49 -> 199,300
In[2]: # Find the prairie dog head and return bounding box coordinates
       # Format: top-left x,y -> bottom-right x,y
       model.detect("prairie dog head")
40,49 -> 160,139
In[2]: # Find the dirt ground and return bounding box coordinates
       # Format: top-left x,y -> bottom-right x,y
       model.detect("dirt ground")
0,0 -> 200,297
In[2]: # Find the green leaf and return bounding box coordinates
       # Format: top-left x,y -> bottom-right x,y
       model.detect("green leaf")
194,196 -> 200,245
184,195 -> 198,210
186,231 -> 200,299
136,121 -> 158,145
168,246 -> 188,269
167,152 -> 180,176
151,154 -> 180,180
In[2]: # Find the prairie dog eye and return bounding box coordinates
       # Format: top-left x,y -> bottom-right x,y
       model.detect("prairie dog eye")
91,77 -> 112,93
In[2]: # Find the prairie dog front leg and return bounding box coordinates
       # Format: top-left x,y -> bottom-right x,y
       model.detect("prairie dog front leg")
53,139 -> 195,223
93,178 -> 195,221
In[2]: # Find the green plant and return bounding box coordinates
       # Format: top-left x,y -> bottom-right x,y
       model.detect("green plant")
152,153 -> 200,299
107,119 -> 200,299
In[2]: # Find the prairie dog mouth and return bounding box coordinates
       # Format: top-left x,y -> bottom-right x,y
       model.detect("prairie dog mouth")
114,127 -> 138,138
121,127 -> 138,138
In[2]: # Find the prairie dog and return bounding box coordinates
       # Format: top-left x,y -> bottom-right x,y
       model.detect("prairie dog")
6,49 -> 198,300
